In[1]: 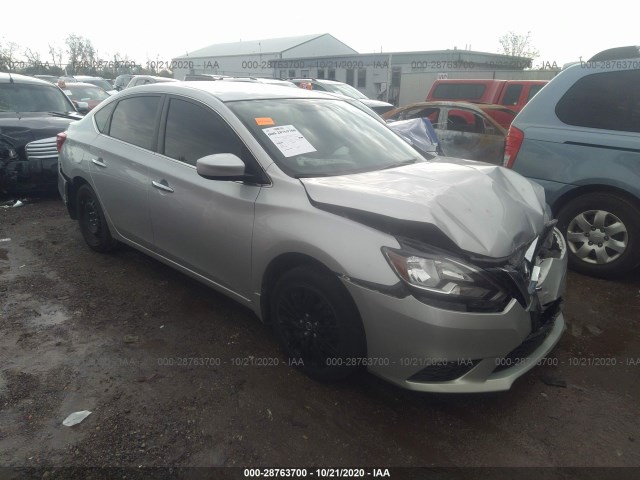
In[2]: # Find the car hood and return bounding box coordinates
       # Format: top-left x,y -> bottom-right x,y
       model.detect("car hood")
361,98 -> 393,108
0,113 -> 77,149
300,158 -> 547,259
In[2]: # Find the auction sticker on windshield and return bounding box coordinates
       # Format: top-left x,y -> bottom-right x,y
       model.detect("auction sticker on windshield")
263,125 -> 316,157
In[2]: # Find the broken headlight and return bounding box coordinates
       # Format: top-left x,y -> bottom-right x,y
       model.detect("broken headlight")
382,246 -> 510,311
0,139 -> 18,162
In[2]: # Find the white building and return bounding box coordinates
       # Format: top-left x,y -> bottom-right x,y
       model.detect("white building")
172,34 -> 556,105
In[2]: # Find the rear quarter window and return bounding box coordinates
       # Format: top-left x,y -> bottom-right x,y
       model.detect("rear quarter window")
432,83 -> 486,100
501,85 -> 523,106
555,70 -> 640,133
94,101 -> 116,133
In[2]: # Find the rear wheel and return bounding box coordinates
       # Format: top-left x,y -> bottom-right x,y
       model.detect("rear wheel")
77,184 -> 117,253
557,193 -> 640,277
270,266 -> 366,381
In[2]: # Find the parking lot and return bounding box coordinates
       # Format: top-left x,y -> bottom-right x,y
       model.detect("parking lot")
0,197 -> 639,475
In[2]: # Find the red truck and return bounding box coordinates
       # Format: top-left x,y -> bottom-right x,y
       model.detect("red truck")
425,79 -> 548,113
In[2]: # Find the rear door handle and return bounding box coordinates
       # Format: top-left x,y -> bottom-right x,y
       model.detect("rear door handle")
91,158 -> 106,168
152,180 -> 174,193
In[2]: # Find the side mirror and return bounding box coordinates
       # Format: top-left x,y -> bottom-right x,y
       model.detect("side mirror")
75,101 -> 89,114
196,153 -> 247,181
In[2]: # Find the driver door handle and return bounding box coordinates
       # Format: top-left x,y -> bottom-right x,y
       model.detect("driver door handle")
152,180 -> 174,193
91,158 -> 106,168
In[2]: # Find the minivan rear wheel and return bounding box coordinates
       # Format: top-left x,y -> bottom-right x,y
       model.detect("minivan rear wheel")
557,193 -> 640,277
270,266 -> 366,381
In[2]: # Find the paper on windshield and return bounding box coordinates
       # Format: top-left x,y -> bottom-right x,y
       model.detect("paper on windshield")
263,125 -> 316,158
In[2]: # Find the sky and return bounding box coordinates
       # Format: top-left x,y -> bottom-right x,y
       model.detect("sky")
1,0 -> 637,69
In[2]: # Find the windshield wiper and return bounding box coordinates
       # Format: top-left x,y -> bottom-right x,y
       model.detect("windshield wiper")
380,158 -> 420,170
48,111 -> 80,119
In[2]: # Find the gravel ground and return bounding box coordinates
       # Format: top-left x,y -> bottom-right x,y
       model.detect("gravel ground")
0,196 -> 639,478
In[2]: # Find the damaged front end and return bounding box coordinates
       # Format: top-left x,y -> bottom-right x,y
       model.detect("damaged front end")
301,160 -> 567,391
0,134 -> 60,195
376,220 -> 566,313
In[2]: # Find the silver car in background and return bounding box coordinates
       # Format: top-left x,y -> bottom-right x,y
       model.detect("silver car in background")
57,82 -> 567,393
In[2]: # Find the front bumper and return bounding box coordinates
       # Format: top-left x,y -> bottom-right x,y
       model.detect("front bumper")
344,244 -> 567,393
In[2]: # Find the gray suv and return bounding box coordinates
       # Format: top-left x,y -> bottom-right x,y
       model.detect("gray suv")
57,81 -> 567,393
505,47 -> 640,277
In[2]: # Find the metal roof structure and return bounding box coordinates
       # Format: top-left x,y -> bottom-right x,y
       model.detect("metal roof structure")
176,34 -> 358,59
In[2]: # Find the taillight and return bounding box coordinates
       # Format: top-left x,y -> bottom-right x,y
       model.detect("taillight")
503,126 -> 524,168
56,132 -> 67,153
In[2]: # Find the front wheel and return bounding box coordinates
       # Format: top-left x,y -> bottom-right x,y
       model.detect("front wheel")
270,266 -> 366,381
556,193 -> 640,277
77,184 -> 118,253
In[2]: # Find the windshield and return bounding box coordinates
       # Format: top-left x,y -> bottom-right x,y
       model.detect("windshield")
66,85 -> 110,101
0,83 -> 75,113
229,98 -> 422,177
324,82 -> 368,100
84,79 -> 113,91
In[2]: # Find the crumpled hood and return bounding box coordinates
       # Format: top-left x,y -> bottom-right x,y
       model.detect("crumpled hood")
0,114 -> 76,151
301,158 -> 548,259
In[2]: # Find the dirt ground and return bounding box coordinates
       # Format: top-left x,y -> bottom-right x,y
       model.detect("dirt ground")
0,196 -> 639,476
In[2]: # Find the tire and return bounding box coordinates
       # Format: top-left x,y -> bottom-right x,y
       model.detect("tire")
270,266 -> 366,382
76,184 -> 117,253
556,193 -> 640,277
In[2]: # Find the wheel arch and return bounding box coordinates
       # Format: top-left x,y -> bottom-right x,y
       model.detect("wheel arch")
260,252 -> 355,325
260,253 -> 335,323
552,184 -> 640,217
66,175 -> 92,220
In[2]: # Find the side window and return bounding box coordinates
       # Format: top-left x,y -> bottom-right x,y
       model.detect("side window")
405,107 -> 440,126
346,69 -> 355,86
433,83 -> 485,100
357,68 -> 367,88
555,70 -> 640,133
163,98 -> 244,166
94,101 -> 116,133
526,84 -> 544,103
501,85 -> 523,106
446,109 -> 486,133
109,96 -> 161,150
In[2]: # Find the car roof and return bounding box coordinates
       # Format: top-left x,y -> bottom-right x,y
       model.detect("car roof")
588,46 -> 640,61
130,75 -> 179,81
291,78 -> 341,85
392,100 -> 501,113
0,72 -> 56,85
64,82 -> 102,88
126,80 -> 343,102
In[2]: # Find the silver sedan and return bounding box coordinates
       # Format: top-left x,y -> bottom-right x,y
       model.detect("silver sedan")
57,81 -> 567,393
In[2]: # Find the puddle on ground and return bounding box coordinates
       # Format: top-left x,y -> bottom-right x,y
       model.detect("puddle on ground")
29,303 -> 70,327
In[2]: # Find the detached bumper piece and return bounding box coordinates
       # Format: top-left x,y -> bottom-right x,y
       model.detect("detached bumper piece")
494,298 -> 563,373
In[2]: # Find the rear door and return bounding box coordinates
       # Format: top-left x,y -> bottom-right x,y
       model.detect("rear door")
88,95 -> 162,248
438,107 -> 505,164
146,95 -> 262,300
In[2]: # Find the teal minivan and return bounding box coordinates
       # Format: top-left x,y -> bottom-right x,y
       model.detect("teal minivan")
505,47 -> 640,278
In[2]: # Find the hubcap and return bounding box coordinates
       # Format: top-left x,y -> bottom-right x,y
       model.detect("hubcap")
566,209 -> 627,264
84,199 -> 100,235
276,286 -> 340,367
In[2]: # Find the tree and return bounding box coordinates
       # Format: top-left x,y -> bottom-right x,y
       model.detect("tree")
0,40 -> 21,71
65,34 -> 97,74
49,44 -> 64,69
498,31 -> 539,60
